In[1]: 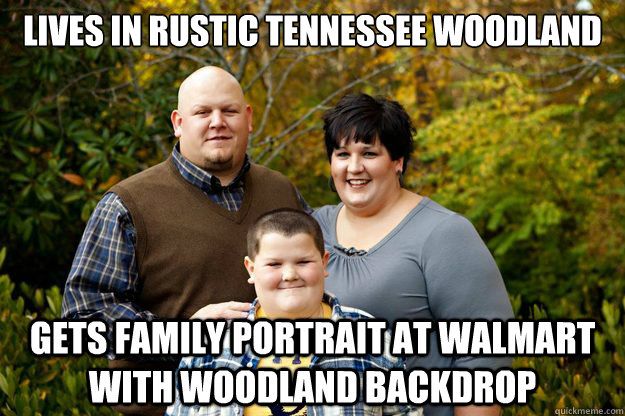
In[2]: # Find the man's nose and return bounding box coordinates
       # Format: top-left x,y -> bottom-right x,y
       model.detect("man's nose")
209,110 -> 225,128
282,266 -> 297,281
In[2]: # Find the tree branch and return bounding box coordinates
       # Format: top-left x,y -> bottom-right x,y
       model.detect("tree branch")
254,57 -> 415,164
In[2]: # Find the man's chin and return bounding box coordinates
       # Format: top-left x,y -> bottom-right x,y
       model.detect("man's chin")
200,157 -> 234,173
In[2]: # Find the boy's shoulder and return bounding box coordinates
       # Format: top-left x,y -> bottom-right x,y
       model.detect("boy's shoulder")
325,292 -> 378,321
334,304 -> 376,320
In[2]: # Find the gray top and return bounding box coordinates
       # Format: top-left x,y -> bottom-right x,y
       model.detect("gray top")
314,198 -> 514,415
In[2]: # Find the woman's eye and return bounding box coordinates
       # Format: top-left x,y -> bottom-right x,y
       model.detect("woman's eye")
364,152 -> 378,157
335,152 -> 349,158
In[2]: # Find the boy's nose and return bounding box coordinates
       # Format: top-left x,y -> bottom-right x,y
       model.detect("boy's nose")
282,266 -> 297,281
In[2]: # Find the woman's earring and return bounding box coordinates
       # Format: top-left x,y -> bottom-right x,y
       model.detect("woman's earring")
329,177 -> 337,192
397,170 -> 404,187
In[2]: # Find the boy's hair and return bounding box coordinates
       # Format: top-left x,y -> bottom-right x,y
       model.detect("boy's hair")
322,93 -> 415,173
247,208 -> 325,259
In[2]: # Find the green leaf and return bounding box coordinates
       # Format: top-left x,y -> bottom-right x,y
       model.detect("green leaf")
0,247 -> 6,269
0,372 -> 9,396
62,191 -> 84,203
10,173 -> 30,182
46,295 -> 59,317
11,147 -> 30,163
32,121 -> 44,140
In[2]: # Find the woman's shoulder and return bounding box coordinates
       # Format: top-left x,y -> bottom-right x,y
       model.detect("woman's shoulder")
416,200 -> 486,257
312,204 -> 341,226
408,198 -> 480,244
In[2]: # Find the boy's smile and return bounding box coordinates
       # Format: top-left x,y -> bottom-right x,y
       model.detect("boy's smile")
244,232 -> 329,319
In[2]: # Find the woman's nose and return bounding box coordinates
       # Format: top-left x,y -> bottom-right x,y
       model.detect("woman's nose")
347,155 -> 364,173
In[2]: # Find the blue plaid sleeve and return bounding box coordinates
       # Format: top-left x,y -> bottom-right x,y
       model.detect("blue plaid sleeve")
295,187 -> 313,214
61,192 -> 158,324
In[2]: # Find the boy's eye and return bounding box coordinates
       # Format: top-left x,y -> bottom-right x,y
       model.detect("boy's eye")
297,260 -> 311,265
267,263 -> 281,267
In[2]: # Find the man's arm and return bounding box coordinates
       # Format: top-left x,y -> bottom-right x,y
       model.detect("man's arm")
295,187 -> 313,214
61,193 -> 251,326
62,193 -> 156,323
62,192 -> 177,362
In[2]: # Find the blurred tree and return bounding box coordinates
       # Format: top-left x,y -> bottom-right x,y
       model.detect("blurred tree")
1,0 -> 624,315
0,0 -> 423,286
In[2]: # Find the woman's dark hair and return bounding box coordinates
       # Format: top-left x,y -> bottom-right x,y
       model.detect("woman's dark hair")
322,93 -> 415,172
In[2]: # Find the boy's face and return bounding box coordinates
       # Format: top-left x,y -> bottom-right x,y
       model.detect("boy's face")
244,232 -> 329,319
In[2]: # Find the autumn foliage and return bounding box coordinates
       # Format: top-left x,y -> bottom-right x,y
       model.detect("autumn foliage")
1,0 -> 624,413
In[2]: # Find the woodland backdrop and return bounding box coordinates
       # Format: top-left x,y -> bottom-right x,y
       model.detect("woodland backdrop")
1,0 -> 624,414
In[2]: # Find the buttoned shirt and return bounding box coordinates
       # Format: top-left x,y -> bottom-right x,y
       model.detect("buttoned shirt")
165,293 -> 422,416
61,145 -> 310,347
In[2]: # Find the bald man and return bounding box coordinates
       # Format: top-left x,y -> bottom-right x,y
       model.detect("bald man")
62,67 -> 307,415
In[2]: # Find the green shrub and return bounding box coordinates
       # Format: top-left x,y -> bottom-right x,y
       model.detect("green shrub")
0,248 -> 117,416
505,296 -> 625,414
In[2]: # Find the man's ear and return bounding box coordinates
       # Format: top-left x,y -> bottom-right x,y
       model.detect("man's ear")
171,110 -> 182,138
322,251 -> 330,278
244,256 -> 255,284
245,104 -> 253,132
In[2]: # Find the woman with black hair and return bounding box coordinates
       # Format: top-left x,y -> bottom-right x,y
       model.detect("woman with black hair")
313,93 -> 514,416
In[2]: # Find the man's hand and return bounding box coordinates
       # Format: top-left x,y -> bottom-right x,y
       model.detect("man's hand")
190,301 -> 252,319
455,405 -> 501,416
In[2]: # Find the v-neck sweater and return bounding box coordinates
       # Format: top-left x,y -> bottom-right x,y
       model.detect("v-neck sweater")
110,156 -> 302,320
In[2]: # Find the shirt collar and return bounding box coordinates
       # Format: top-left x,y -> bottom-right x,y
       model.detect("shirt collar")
247,292 -> 343,321
171,142 -> 251,193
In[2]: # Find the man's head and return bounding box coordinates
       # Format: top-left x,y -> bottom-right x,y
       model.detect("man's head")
171,66 -> 252,183
244,209 -> 329,319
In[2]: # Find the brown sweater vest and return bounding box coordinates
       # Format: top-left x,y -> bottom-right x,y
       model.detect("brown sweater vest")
107,157 -> 301,415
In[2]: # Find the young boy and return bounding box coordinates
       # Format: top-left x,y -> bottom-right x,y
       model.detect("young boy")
166,209 -> 421,416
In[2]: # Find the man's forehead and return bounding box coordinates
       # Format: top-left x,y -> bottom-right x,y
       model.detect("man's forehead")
188,95 -> 244,109
179,87 -> 245,112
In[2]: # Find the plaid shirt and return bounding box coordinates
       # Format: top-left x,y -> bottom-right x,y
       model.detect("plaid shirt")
61,145 -> 310,356
165,293 -> 422,416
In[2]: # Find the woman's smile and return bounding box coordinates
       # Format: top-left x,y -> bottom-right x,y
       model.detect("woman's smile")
346,178 -> 371,187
